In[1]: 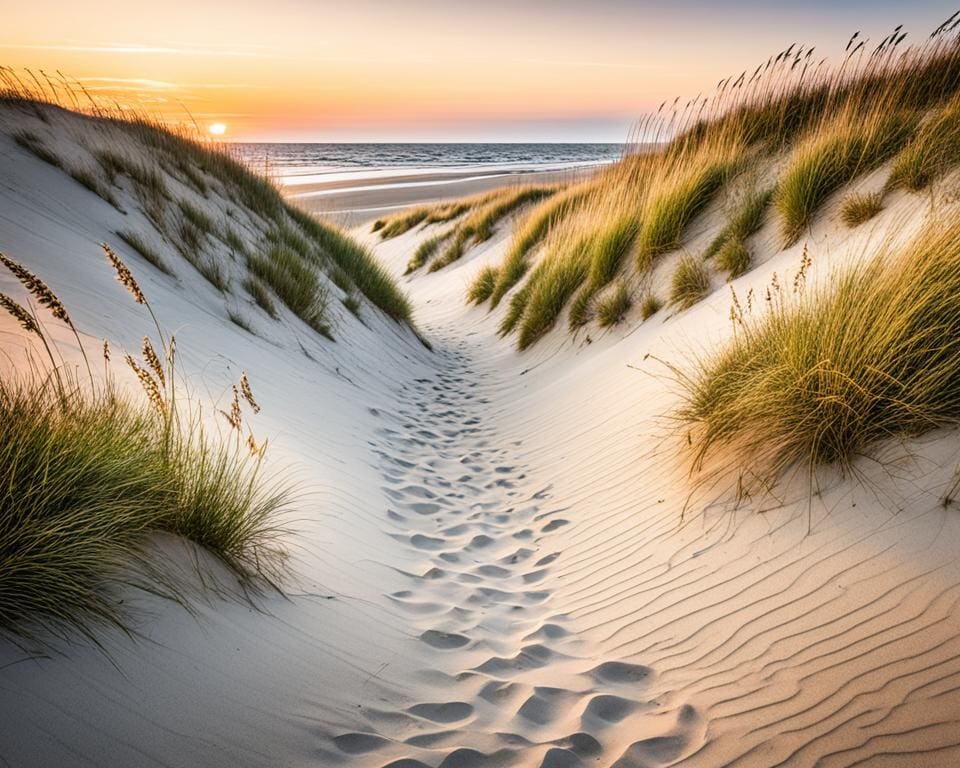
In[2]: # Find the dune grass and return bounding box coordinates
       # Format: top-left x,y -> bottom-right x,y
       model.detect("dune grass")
516,244 -> 590,350
426,186 -> 557,273
840,191 -> 885,227
716,238 -> 752,279
2,82 -> 414,334
243,276 -> 277,318
0,247 -> 288,645
487,186 -> 591,308
286,207 -> 412,324
12,129 -> 61,167
775,110 -> 915,244
887,93 -> 960,190
703,186 -> 774,260
457,19 -> 960,347
640,292 -> 663,320
116,230 -> 171,275
248,246 -> 330,337
596,281 -> 632,327
467,265 -> 499,305
678,218 -> 960,490
670,256 -> 711,309
406,229 -> 452,274
68,167 -> 121,209
636,160 -> 735,267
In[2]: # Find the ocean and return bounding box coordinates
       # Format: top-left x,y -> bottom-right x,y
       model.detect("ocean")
233,143 -> 624,187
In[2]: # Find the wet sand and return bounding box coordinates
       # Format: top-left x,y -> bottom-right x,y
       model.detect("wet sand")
283,165 -> 604,227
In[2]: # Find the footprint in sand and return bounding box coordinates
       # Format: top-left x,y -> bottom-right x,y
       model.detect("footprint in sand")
420,629 -> 471,649
407,701 -> 474,723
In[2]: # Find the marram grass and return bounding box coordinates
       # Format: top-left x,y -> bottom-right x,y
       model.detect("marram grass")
0,247 -> 289,646
458,19 -> 960,347
679,218 -> 960,490
670,256 -> 711,309
839,191 -> 884,227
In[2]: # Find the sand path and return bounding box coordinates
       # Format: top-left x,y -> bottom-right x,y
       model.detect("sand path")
327,325 -> 700,768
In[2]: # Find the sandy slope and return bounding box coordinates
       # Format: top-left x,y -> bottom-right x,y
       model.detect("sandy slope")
2,105 -> 960,767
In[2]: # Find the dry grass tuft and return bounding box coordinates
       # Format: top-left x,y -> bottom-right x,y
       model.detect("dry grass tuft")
840,191 -> 884,227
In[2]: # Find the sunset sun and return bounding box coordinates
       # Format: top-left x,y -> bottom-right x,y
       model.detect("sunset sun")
208,122 -> 227,136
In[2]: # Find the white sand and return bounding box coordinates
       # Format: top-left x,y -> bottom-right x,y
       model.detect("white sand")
2,103 -> 960,767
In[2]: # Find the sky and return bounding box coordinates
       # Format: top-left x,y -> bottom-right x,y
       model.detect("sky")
2,1 -> 957,142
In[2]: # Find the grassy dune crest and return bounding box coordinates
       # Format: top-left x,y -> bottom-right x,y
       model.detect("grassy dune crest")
454,19 -> 960,349
0,80 -> 413,332
679,219 -> 960,489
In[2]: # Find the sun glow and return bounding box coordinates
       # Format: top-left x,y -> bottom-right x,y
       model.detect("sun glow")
208,122 -> 227,136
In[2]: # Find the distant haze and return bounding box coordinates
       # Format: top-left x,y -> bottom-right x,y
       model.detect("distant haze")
3,0 -> 956,142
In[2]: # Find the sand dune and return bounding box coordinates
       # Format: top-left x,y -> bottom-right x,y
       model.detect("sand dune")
2,101 -> 960,768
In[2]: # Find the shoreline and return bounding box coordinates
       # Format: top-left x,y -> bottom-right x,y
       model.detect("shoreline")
283,164 -> 605,227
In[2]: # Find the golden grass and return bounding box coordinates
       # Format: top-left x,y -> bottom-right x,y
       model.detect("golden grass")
596,280 -> 632,327
840,191 -> 885,227
678,218 -> 960,491
454,19 -> 960,348
670,256 -> 711,309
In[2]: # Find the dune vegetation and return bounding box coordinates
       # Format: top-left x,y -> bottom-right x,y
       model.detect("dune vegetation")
374,18 -> 960,349
678,219 -> 960,494
0,247 -> 288,646
0,75 -> 413,335
375,185 -> 559,274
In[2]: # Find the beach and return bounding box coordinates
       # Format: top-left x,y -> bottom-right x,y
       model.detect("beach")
285,166 -> 601,226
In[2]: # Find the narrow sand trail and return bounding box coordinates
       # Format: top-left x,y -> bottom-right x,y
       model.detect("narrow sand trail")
330,324 -> 695,768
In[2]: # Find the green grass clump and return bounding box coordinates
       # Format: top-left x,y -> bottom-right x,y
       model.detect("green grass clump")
243,276 -> 277,317
406,230 -> 451,274
287,207 -> 412,324
0,247 -> 287,645
195,258 -> 228,292
567,287 -> 593,330
248,245 -> 330,337
467,265 -> 499,304
703,187 -> 774,260
775,112 -> 915,244
887,95 -> 960,190
68,167 -> 120,209
716,238 -> 751,279
376,199 -> 474,239
517,246 -> 590,350
498,264 -> 542,337
222,228 -> 249,258
670,256 -> 711,309
678,217 -> 960,490
596,281 -> 632,327
427,187 -> 557,273
377,209 -> 429,239
488,187 -> 589,308
13,129 -> 61,168
637,162 -> 732,267
227,309 -> 253,333
640,292 -> 663,320
179,200 -> 214,234
117,230 -> 171,275
840,191 -> 885,227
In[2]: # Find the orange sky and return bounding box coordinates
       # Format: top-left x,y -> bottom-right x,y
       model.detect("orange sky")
3,1 -> 956,141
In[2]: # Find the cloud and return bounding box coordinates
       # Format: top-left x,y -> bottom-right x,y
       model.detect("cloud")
0,42 -> 280,59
